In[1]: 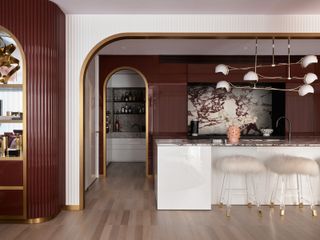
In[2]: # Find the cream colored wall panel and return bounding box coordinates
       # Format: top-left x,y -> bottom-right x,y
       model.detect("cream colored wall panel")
65,14 -> 320,205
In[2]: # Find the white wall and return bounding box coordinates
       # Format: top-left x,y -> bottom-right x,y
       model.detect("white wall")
107,71 -> 145,88
66,14 -> 320,205
84,57 -> 98,190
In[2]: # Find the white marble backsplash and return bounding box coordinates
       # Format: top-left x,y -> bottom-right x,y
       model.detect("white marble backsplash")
188,85 -> 272,135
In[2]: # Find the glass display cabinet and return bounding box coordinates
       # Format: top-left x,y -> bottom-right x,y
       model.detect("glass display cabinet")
0,30 -> 26,220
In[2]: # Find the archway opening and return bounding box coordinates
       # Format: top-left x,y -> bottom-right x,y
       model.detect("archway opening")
80,33 -> 320,210
103,67 -> 148,177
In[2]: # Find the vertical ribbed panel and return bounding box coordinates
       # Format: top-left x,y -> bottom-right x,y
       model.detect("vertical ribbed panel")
0,0 -> 65,219
66,14 -> 320,205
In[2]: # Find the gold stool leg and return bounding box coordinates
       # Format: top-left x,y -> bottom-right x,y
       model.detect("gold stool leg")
307,175 -> 317,217
297,174 -> 304,208
219,174 -> 227,208
226,173 -> 232,217
270,175 -> 279,208
279,175 -> 287,216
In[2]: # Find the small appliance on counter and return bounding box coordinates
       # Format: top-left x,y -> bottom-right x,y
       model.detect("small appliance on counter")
260,128 -> 274,137
190,119 -> 199,136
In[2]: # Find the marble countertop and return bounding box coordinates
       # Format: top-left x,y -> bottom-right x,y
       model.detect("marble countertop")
155,137 -> 320,147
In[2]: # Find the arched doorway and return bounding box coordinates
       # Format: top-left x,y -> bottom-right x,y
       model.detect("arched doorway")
79,32 -> 320,210
102,67 -> 149,177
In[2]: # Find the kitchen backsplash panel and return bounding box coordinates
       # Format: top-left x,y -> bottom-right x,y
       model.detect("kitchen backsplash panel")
188,84 -> 272,135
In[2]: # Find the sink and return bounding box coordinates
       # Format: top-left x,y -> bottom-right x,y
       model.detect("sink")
263,139 -> 284,142
241,138 -> 284,142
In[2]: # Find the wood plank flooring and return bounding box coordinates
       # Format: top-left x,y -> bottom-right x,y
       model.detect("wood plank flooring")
0,162 -> 320,240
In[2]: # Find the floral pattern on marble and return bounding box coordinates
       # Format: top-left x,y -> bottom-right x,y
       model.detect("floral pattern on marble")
188,85 -> 272,135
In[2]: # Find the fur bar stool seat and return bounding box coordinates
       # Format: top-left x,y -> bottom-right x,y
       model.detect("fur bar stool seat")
216,155 -> 266,174
265,155 -> 319,216
215,155 -> 266,217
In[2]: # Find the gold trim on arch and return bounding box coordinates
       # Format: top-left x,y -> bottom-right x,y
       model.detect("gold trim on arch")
79,32 -> 320,210
102,66 -> 149,177
0,25 -> 27,221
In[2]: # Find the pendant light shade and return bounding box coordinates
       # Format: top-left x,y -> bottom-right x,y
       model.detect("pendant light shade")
243,71 -> 259,81
303,73 -> 318,84
298,84 -> 314,96
215,64 -> 229,75
301,55 -> 318,68
216,80 -> 231,92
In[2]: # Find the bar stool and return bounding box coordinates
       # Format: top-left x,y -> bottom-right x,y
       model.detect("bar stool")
265,155 -> 319,216
215,155 -> 266,217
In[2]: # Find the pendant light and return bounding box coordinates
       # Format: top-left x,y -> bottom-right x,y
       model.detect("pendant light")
215,37 -> 318,96
243,38 -> 259,82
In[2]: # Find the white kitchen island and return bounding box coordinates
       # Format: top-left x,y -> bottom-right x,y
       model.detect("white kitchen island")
155,138 -> 320,210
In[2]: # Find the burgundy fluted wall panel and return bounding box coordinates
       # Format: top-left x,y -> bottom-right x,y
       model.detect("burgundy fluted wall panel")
0,0 -> 66,219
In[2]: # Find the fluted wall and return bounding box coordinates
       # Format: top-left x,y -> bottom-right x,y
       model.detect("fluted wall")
0,0 -> 65,219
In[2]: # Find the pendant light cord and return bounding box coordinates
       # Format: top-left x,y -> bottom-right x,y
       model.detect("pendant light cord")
288,37 -> 291,80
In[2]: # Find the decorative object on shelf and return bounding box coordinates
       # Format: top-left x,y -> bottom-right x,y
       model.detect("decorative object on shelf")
0,135 -> 8,157
124,92 -> 129,101
215,38 -> 318,96
227,125 -> 240,144
0,36 -> 20,84
114,117 -> 120,132
260,128 -> 274,137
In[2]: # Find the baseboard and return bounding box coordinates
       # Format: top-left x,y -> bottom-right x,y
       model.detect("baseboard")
63,205 -> 81,211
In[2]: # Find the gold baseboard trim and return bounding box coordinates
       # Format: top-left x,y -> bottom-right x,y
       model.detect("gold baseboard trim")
0,214 -> 56,224
63,205 -> 81,211
26,216 -> 56,224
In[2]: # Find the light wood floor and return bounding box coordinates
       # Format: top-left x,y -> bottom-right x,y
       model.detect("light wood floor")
1,162 -> 320,240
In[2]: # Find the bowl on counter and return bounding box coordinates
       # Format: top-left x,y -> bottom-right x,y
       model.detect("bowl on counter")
260,128 -> 273,137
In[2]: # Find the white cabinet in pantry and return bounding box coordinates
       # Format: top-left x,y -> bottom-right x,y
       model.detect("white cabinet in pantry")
108,138 -> 146,163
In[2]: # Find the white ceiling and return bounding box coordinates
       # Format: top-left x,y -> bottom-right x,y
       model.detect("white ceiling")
50,0 -> 320,14
98,39 -> 320,55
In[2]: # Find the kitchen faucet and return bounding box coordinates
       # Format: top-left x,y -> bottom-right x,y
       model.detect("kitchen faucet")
276,116 -> 292,142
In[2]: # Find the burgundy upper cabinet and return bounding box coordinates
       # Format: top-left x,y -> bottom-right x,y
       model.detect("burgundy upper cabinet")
152,84 -> 187,134
286,83 -> 320,136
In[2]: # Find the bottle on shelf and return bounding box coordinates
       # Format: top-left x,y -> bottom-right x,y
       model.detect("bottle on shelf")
106,114 -> 110,133
128,92 -> 133,101
128,106 -> 132,114
124,92 -> 129,101
124,104 -> 128,113
121,106 -> 125,113
115,118 -> 120,132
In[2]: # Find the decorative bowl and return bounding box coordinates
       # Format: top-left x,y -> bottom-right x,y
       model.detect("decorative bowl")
260,128 -> 273,137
